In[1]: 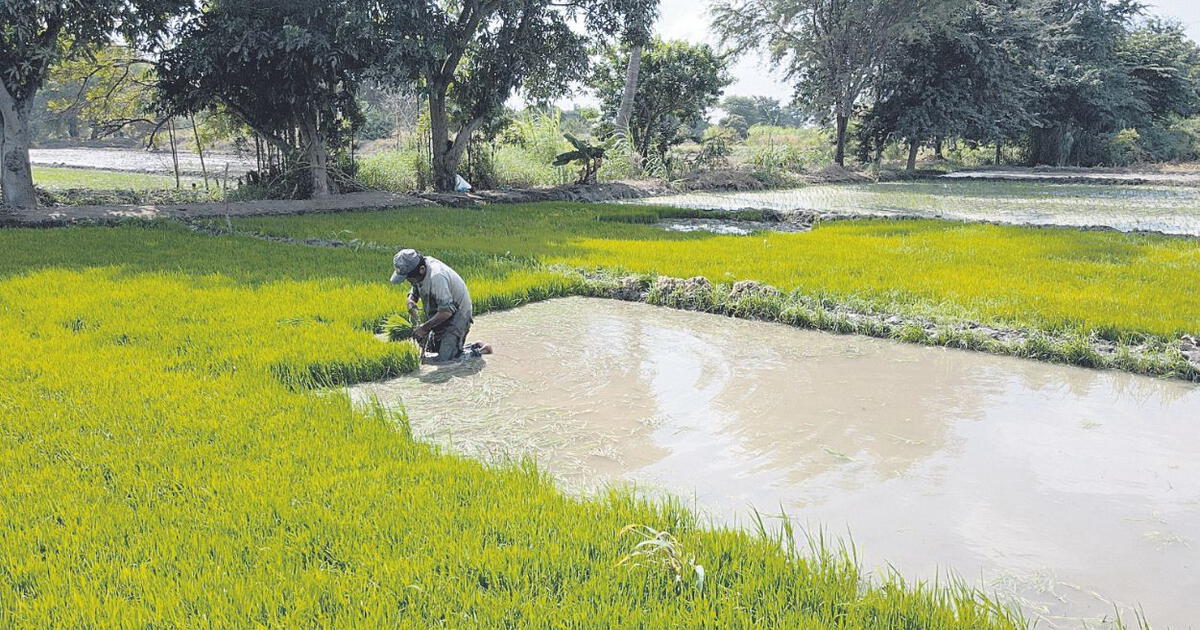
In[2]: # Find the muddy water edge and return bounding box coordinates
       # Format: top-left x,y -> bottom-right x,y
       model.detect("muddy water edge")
349,297 -> 1200,628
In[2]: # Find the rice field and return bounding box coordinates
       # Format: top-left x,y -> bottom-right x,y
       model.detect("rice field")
33,166 -> 205,191
634,180 -> 1200,236
0,222 -> 1026,629
221,203 -> 1200,340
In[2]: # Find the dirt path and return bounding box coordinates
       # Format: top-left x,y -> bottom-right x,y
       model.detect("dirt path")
3,191 -> 435,226
2,180 -> 677,226
943,165 -> 1200,185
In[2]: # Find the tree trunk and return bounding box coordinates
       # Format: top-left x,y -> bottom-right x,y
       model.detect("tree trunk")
613,44 -> 643,137
191,115 -> 209,191
300,110 -> 330,199
933,137 -> 944,160
906,139 -> 919,172
167,118 -> 181,189
833,113 -> 848,167
429,87 -> 454,192
994,141 -> 1002,166
0,83 -> 37,211
428,85 -> 483,193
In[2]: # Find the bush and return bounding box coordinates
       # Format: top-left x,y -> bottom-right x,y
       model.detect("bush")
741,125 -> 832,173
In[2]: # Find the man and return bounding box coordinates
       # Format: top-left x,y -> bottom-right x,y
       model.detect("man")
390,249 -> 487,362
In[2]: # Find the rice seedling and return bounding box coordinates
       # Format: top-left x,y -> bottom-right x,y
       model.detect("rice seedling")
218,202 -> 1200,343
0,221 -> 1028,628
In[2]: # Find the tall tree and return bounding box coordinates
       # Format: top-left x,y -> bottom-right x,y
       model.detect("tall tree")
1027,0 -> 1144,165
375,0 -> 643,192
0,0 -> 187,210
1119,18 -> 1200,123
157,0 -> 379,199
613,0 -> 661,137
712,0 -> 939,166
857,0 -> 1040,168
592,39 -> 732,163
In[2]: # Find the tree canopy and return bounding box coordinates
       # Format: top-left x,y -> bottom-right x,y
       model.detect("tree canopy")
591,39 -> 732,164
1,0 -> 189,209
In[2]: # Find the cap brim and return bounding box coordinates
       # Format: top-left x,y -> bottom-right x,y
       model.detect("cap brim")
389,269 -> 405,284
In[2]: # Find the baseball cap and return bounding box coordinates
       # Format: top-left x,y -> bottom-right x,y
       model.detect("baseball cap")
390,249 -> 423,283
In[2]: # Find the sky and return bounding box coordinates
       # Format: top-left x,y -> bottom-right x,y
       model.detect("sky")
648,0 -> 1200,104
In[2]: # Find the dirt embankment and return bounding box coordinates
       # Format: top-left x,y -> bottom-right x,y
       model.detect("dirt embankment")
944,165 -> 1200,186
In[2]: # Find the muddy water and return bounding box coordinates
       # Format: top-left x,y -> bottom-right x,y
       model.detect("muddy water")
634,180 -> 1200,236
350,298 -> 1200,628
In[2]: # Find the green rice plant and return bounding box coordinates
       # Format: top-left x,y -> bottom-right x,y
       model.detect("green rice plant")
2,195 -> 1196,627
33,166 -> 206,191
382,313 -> 414,341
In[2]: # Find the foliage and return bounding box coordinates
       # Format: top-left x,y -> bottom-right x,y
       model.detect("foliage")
371,0 -> 650,192
1,0 -> 190,208
743,125 -> 833,172
591,39 -> 731,165
720,95 -> 806,130
856,0 -> 1040,166
156,0 -> 377,199
552,134 -> 606,184
42,46 -> 158,141
712,0 -> 936,166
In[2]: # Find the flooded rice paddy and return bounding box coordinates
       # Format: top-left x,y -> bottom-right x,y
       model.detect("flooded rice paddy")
30,147 -> 254,176
351,297 -> 1200,628
636,180 -> 1200,236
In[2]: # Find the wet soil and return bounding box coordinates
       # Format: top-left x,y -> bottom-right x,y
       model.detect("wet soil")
351,297 -> 1200,629
634,180 -> 1200,237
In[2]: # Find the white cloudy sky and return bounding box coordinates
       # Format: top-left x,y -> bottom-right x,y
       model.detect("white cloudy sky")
651,0 -> 1200,102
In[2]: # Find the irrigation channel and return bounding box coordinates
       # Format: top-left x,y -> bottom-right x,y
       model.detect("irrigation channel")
350,297 -> 1200,629
632,180 -> 1200,237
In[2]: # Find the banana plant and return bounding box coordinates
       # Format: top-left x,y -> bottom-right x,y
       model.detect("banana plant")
552,133 -> 607,185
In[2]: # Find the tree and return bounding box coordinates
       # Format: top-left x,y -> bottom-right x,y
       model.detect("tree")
613,0 -> 662,136
856,0 -> 1041,169
720,95 -> 806,128
712,0 -> 938,167
1027,0 -> 1144,166
157,0 -> 379,199
0,0 -> 187,210
374,0 -> 644,192
47,46 -> 158,141
1119,18 -> 1200,123
592,39 -> 732,164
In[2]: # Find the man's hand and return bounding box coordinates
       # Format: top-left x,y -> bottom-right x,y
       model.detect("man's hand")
412,324 -> 428,340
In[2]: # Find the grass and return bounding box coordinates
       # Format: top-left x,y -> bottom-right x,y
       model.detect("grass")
0,221 -> 1027,628
218,202 -> 1200,341
33,166 -> 205,191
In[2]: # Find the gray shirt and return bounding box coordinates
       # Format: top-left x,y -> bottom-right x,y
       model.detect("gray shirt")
409,256 -> 473,333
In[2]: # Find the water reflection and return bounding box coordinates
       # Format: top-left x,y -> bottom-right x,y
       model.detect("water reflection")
350,297 -> 1200,628
630,181 -> 1200,236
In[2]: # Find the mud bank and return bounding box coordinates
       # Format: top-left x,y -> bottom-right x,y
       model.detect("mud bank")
580,273 -> 1200,381
351,297 -> 1200,628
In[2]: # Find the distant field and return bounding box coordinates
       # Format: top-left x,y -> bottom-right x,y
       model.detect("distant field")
226,202 -> 1200,341
33,166 -> 205,191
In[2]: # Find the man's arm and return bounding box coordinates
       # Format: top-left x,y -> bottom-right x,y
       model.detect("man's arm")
414,310 -> 453,338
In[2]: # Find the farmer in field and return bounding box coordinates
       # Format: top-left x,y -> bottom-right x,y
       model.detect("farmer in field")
391,249 -> 490,362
